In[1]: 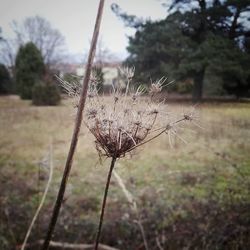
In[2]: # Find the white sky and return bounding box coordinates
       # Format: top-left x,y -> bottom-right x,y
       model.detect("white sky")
0,0 -> 168,60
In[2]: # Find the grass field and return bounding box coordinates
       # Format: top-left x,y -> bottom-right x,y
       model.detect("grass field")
1,95 -> 250,249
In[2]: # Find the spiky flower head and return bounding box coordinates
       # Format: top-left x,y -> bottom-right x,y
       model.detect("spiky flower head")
60,67 -> 197,159
149,77 -> 167,94
119,66 -> 135,80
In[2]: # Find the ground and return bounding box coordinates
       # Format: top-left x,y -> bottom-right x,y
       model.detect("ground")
0,95 -> 250,249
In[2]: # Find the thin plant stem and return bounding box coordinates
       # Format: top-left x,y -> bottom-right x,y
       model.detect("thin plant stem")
22,142 -> 54,250
126,117 -> 187,154
37,156 -> 41,237
113,170 -> 149,250
156,237 -> 164,250
41,1 -> 105,249
135,219 -> 149,250
95,157 -> 117,250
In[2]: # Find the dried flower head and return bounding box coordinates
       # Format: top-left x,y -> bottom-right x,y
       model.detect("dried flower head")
61,67 -> 198,159
149,77 -> 167,94
119,66 -> 135,80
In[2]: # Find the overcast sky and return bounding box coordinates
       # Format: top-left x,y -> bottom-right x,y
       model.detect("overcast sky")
0,0 -> 168,60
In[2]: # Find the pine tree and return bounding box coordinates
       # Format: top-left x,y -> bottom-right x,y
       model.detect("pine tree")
0,64 -> 12,94
115,0 -> 250,101
163,0 -> 250,100
15,42 -> 45,99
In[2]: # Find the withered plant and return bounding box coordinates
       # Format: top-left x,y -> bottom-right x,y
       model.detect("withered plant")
61,66 -> 197,249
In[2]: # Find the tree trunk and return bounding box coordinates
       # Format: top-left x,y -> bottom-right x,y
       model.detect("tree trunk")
229,7 -> 241,40
192,67 -> 205,102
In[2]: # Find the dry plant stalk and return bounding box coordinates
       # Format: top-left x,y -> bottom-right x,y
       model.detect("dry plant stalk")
41,0 -> 105,249
61,66 -> 198,249
21,142 -> 54,250
113,170 -> 149,250
18,240 -> 119,250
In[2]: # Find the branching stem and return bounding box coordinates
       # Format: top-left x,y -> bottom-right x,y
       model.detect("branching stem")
126,117 -> 187,153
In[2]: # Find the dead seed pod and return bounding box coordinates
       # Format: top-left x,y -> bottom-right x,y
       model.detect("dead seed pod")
60,66 -> 200,250
60,68 -> 198,159
81,68 -> 198,159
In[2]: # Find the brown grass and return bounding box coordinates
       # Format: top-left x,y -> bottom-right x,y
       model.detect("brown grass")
1,95 -> 250,249
1,95 -> 249,198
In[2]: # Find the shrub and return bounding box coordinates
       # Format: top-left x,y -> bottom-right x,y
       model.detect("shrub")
15,42 -> 45,99
32,82 -> 61,106
0,64 -> 12,94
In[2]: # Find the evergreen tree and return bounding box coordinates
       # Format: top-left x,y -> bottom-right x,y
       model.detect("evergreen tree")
15,42 -> 44,99
125,13 -> 194,87
163,0 -> 250,100
114,0 -> 250,101
0,63 -> 12,94
217,37 -> 250,98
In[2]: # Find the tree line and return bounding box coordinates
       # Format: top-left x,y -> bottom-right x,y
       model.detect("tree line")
113,0 -> 250,101
1,3 -> 250,102
0,16 -> 62,105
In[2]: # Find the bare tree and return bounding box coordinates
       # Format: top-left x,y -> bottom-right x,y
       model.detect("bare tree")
0,16 -> 65,69
0,25 -> 17,69
11,16 -> 65,67
94,37 -> 118,66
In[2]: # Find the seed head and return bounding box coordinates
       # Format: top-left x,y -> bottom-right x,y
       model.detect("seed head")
149,77 -> 167,94
61,68 -> 198,159
119,66 -> 135,80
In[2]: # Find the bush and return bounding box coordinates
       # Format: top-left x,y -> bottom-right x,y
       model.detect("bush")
32,82 -> 61,106
0,64 -> 12,94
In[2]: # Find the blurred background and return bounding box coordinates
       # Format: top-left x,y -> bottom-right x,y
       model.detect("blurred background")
0,0 -> 250,249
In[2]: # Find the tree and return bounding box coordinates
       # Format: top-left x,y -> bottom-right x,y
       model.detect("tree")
216,37 -> 250,98
12,16 -> 65,67
112,2 -> 211,100
113,0 -> 250,101
166,0 -> 250,100
125,13 -> 192,83
0,39 -> 17,70
0,16 -> 65,69
15,42 -> 45,99
0,63 -> 12,94
0,27 -> 16,74
225,0 -> 250,40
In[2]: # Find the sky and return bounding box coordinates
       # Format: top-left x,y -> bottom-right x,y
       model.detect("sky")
0,0 -> 168,60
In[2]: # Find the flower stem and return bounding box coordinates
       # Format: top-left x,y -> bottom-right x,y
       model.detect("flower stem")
95,157 -> 116,250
